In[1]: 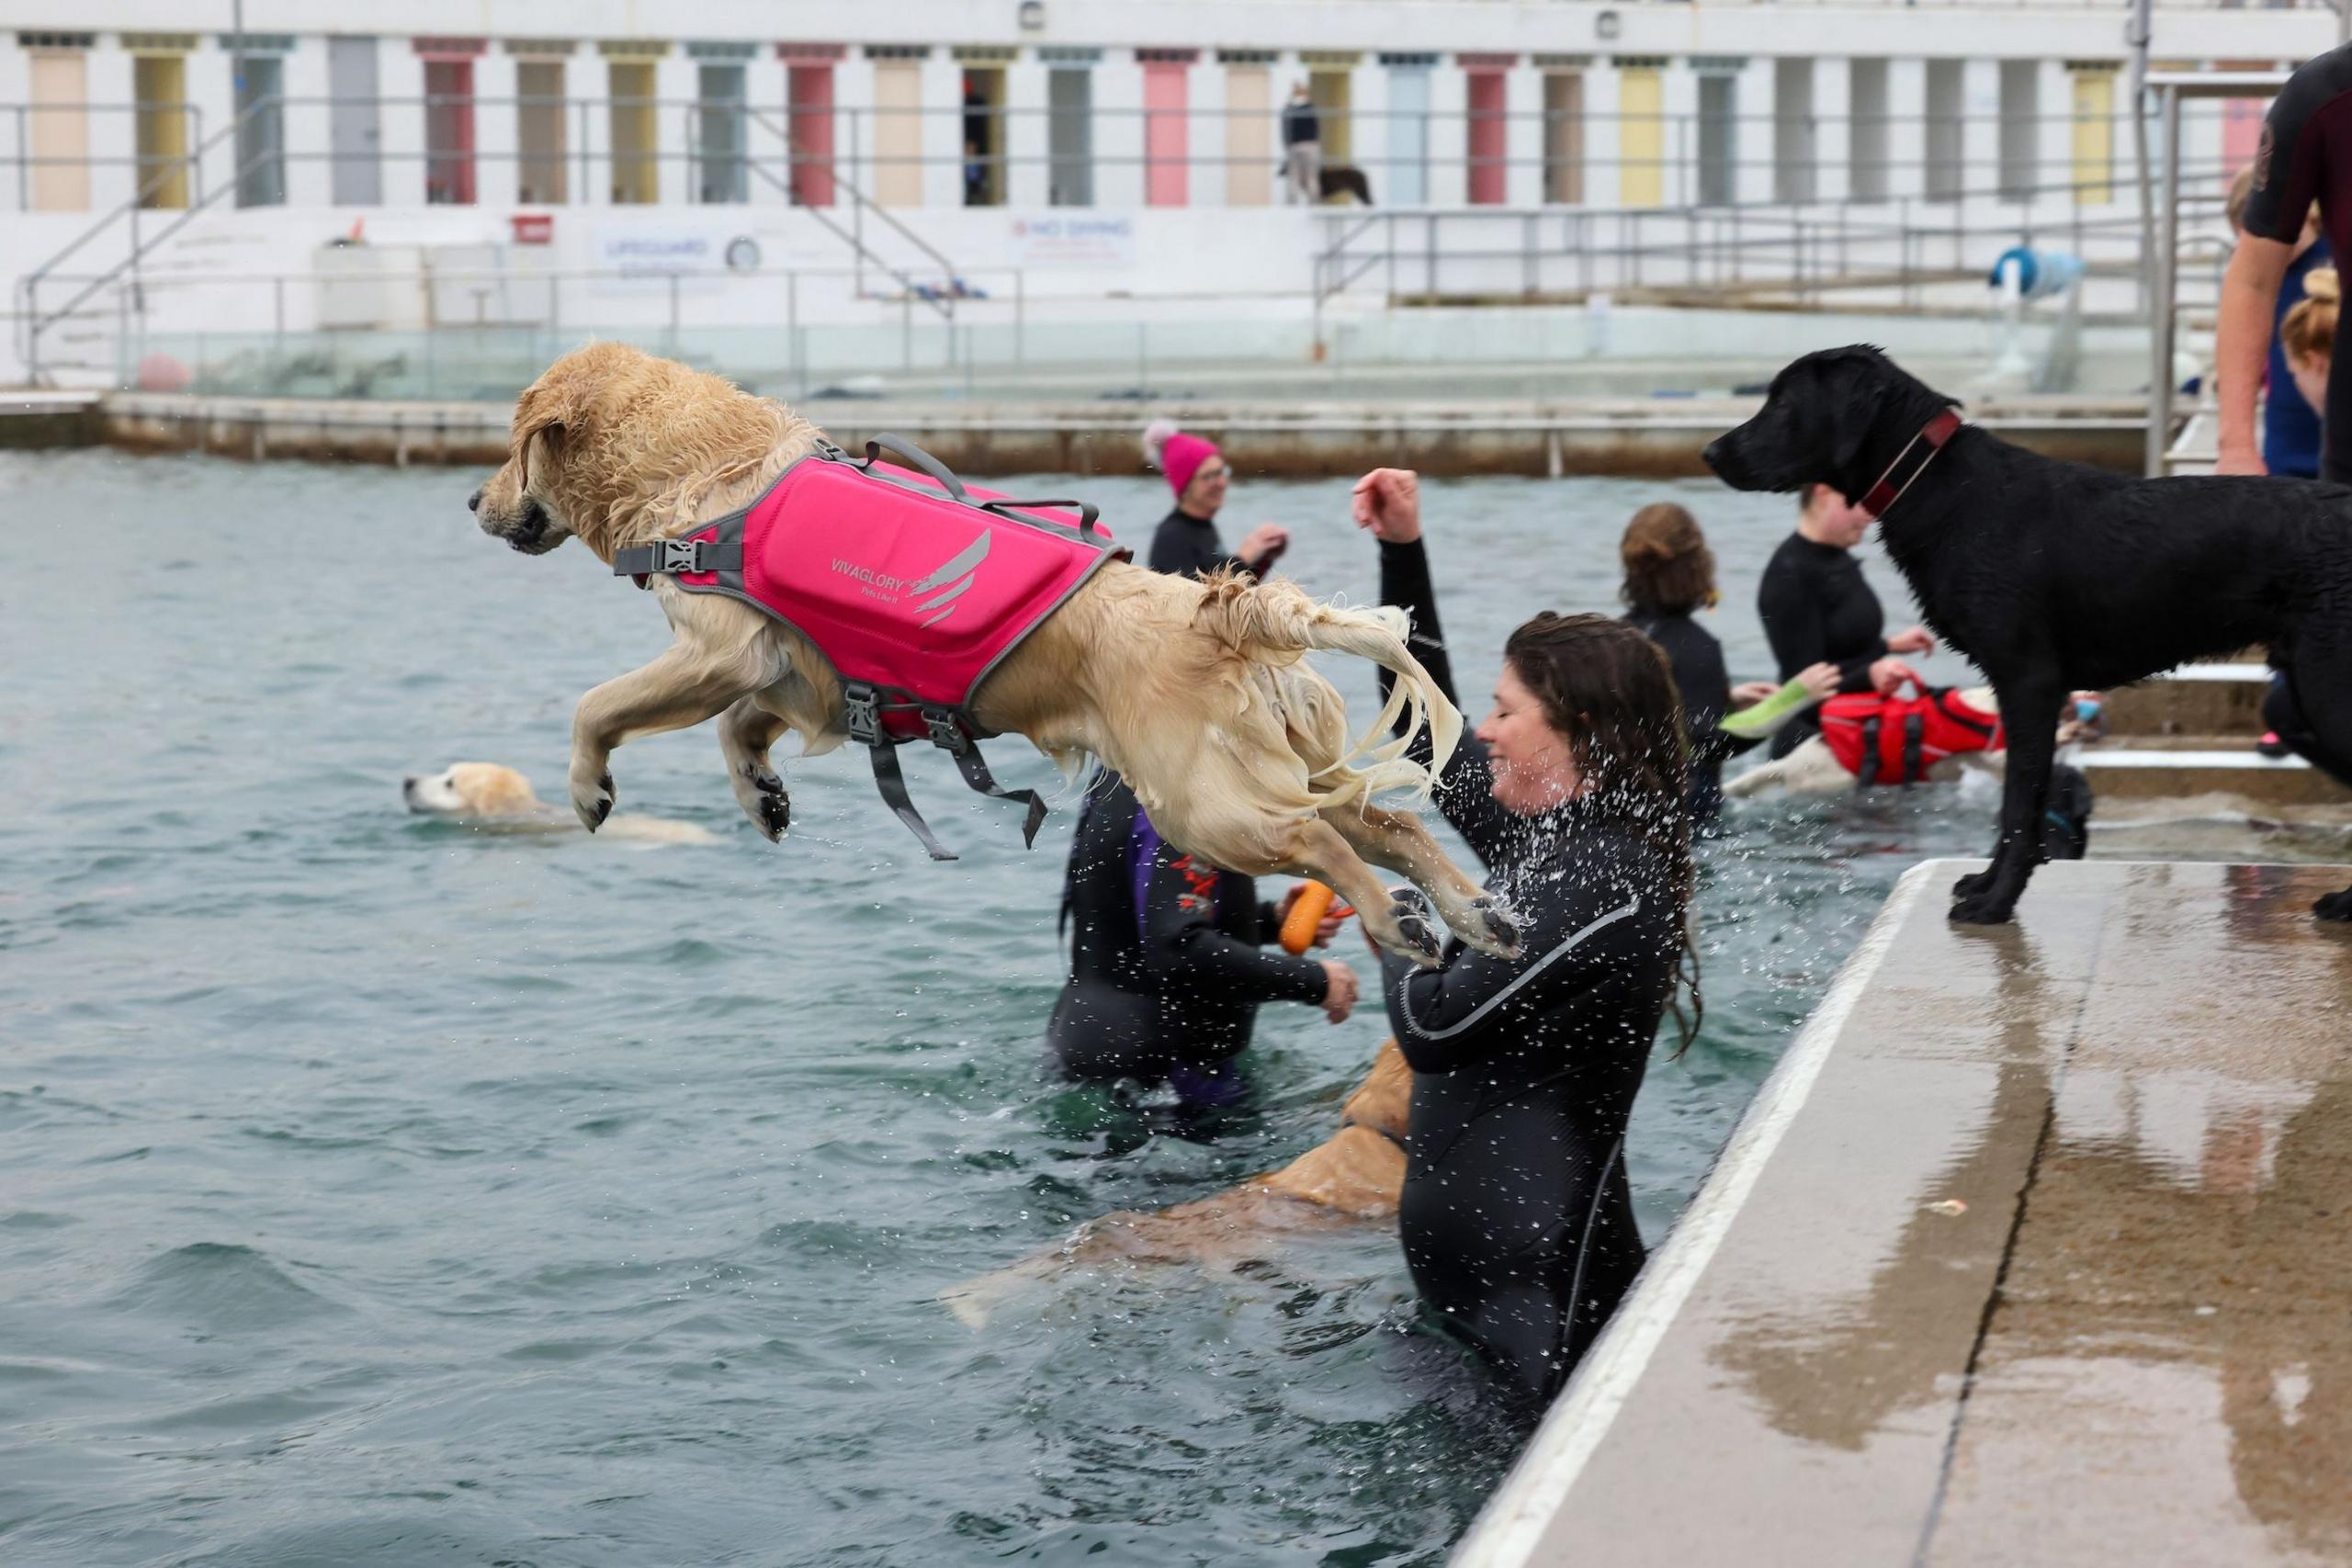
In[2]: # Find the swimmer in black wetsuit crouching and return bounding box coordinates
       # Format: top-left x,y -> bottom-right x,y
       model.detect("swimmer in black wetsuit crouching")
1049,772 -> 1357,1109
1353,468 -> 1699,1404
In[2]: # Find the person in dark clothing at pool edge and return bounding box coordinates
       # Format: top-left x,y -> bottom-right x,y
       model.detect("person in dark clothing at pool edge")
1352,467 -> 1697,1404
1049,771 -> 1356,1110
1142,420 -> 1291,579
1755,481 -> 1936,759
1618,502 -> 1838,820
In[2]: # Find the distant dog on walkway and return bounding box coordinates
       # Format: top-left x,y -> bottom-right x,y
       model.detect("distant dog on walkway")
402,761 -> 715,845
1320,165 -> 1374,206
1705,344 -> 2352,922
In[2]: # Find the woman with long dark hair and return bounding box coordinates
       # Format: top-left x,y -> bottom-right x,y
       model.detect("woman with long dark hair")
1353,468 -> 1701,1402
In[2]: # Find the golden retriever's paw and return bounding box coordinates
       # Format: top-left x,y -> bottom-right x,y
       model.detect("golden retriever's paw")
1459,896 -> 1524,960
571,766 -> 616,831
1376,888 -> 1445,967
730,762 -> 792,841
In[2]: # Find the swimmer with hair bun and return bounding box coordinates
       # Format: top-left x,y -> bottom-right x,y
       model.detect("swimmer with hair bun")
1619,502 -> 1838,819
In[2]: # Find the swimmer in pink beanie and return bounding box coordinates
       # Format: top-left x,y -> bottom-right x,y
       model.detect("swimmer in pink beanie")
1141,418 -> 1290,578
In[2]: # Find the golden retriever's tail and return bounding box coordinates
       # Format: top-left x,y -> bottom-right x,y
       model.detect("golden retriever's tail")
1193,573 -> 1461,807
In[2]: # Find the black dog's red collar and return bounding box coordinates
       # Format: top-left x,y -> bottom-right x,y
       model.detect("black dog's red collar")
1858,407 -> 1964,519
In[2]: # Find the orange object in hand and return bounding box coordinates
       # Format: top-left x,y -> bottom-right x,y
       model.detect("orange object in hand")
1281,881 -> 1340,954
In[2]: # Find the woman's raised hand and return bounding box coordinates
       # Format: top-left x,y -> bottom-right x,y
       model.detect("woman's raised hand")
1351,468 -> 1422,544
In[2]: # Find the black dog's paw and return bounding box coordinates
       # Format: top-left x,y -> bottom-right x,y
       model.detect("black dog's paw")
1951,866 -> 1997,900
1948,892 -> 2018,926
2314,887 -> 2352,922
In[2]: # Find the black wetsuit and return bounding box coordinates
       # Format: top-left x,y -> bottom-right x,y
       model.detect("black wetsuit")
1755,532 -> 1889,758
2245,41 -> 2352,480
1147,508 -> 1275,579
1623,607 -> 1759,821
1049,773 -> 1327,1105
1379,538 -> 1681,1400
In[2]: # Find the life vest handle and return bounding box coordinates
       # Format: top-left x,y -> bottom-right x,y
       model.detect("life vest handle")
981,495 -> 1102,540
863,433 -> 969,502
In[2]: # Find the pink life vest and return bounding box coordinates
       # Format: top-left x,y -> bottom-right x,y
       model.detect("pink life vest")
1819,688 -> 2004,785
613,436 -> 1124,859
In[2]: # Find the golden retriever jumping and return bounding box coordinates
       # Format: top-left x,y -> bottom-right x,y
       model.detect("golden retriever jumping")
469,344 -> 1514,963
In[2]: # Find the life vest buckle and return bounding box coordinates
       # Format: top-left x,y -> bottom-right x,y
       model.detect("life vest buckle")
922,707 -> 973,757
654,537 -> 707,574
842,682 -> 883,747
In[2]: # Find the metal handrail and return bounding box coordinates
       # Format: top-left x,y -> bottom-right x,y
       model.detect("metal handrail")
742,104 -> 962,312
18,96 -> 278,382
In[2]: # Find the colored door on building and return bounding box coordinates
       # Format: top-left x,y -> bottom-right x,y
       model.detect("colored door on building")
698,63 -> 748,203
516,60 -> 567,205
1048,67 -> 1093,207
1998,60 -> 2038,201
1925,58 -> 1962,202
328,38 -> 381,206
1144,61 -> 1189,208
1225,64 -> 1271,207
1465,69 -> 1504,206
1544,71 -> 1582,205
1387,66 -> 1430,206
872,60 -> 923,209
788,63 -> 836,207
962,66 -> 1007,207
1309,69 -> 1351,165
424,59 -> 478,205
28,49 -> 90,211
1617,65 -> 1662,208
234,51 -> 286,209
1775,58 -> 1815,204
133,51 -> 189,209
1697,71 -> 1737,207
609,61 -> 660,205
1849,58 -> 1888,203
2071,67 -> 2115,206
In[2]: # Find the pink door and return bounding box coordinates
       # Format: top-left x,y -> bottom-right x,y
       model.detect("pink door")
1144,62 -> 1188,208
789,63 -> 836,206
1467,71 -> 1507,205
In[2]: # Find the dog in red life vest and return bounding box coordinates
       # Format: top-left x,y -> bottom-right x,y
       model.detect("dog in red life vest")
1727,683 -> 2075,798
467,343 -> 1520,965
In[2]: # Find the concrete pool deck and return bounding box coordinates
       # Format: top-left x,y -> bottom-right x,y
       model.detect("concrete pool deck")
1458,857 -> 2352,1567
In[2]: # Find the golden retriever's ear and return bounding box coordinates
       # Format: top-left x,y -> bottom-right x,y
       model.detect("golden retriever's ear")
511,381 -> 573,490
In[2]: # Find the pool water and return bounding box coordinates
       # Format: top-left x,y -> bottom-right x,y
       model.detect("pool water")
2,451 -> 2324,1566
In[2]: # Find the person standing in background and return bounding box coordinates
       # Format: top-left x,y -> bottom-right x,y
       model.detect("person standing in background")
1283,82 -> 1323,205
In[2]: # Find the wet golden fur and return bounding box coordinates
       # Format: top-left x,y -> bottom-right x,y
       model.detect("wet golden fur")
470,343 -> 1518,961
940,1041 -> 1414,1328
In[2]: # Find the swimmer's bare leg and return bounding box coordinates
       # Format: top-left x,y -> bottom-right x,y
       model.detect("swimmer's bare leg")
1323,803 -> 1522,959
718,694 -> 793,840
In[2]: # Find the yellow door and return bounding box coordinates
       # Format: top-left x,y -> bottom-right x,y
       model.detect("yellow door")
1226,65 -> 1271,207
1619,67 -> 1662,208
134,52 -> 188,209
874,60 -> 924,208
1310,69 -> 1351,165
2071,68 -> 2115,207
30,50 -> 91,211
609,62 -> 658,205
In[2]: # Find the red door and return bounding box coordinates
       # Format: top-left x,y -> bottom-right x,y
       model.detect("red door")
1467,71 -> 1507,205
789,63 -> 836,206
1144,62 -> 1188,208
424,58 -> 477,205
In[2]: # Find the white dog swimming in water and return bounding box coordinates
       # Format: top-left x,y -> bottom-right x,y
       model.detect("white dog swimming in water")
402,762 -> 716,845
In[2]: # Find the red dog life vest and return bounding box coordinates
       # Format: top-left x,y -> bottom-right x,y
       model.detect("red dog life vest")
1818,688 -> 2005,786
612,437 -> 1124,860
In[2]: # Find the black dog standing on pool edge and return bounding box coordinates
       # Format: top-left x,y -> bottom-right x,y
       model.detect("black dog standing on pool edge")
1705,344 -> 2352,926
